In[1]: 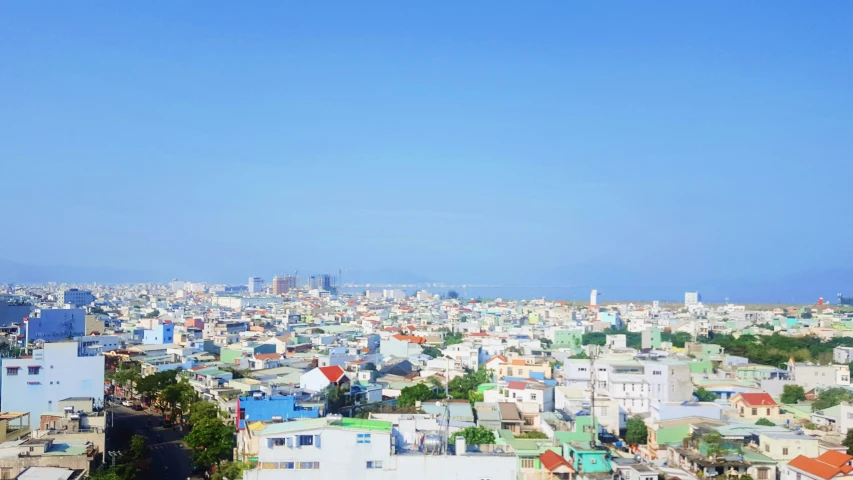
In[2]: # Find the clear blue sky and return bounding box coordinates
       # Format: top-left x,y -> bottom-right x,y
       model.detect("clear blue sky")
1,2 -> 851,294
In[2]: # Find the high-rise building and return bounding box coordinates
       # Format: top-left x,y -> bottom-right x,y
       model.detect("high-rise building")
272,276 -> 288,295
685,291 -> 701,306
248,277 -> 264,294
62,289 -> 94,307
590,289 -> 599,306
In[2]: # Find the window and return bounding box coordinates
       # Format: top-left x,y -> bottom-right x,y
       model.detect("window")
297,462 -> 319,469
530,393 -> 537,400
653,370 -> 662,376
6,368 -> 18,376
766,408 -> 771,415
758,470 -> 768,480
783,448 -> 789,456
28,367 -> 40,375
764,444 -> 769,452
521,458 -> 535,469
590,458 -> 597,464
357,433 -> 371,444
283,462 -> 295,469
272,438 -> 287,446
298,435 -> 314,446
751,408 -> 757,415
366,461 -> 383,469
578,368 -> 587,372
848,413 -> 853,420
600,407 -> 608,416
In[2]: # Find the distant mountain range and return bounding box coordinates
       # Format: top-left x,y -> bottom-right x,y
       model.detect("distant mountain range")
0,259 -> 164,284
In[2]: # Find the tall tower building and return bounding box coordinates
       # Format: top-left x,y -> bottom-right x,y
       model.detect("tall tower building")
248,277 -> 264,294
272,276 -> 288,295
590,289 -> 599,306
685,292 -> 701,307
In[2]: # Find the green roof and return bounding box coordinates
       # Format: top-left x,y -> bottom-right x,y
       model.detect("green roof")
338,418 -> 392,432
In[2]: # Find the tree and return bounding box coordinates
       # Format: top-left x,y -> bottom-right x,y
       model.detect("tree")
755,418 -> 775,426
443,332 -> 464,347
185,417 -> 236,469
515,431 -> 548,439
842,429 -> 853,453
136,370 -> 177,402
447,290 -> 459,299
113,363 -> 142,399
506,346 -> 524,355
625,416 -> 648,445
694,388 -> 717,402
159,380 -> 195,421
362,362 -> 377,371
189,401 -> 220,425
539,338 -> 552,348
213,461 -> 249,480
398,383 -> 439,408
703,432 -> 728,458
569,351 -> 589,359
143,309 -> 160,318
422,346 -> 443,358
781,385 -> 806,404
813,387 -> 853,411
455,426 -> 495,444
448,366 -> 492,400
326,384 -> 352,414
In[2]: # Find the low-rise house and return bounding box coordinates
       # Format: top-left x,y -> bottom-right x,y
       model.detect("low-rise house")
730,393 -> 782,420
782,450 -> 853,480
759,432 -> 820,461
300,366 -> 349,393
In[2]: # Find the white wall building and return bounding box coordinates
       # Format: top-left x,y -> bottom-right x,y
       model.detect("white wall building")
248,277 -> 265,294
1,342 -> 105,421
244,417 -> 518,480
685,292 -> 700,307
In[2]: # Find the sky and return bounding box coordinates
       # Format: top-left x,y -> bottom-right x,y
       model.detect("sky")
1,2 -> 852,299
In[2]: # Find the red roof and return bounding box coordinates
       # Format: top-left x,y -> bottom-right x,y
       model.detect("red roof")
507,381 -> 527,390
539,450 -> 574,472
735,393 -> 777,406
818,451 -> 853,468
789,455 -> 853,480
470,332 -> 489,337
318,365 -> 346,382
487,355 -> 508,364
392,334 -> 426,344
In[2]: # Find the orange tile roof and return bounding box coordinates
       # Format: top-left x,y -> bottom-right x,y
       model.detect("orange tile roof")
539,450 -> 574,472
789,455 -> 853,480
392,334 -> 426,344
487,355 -> 507,364
318,365 -> 346,382
818,450 -> 853,468
254,353 -> 281,361
511,359 -> 527,366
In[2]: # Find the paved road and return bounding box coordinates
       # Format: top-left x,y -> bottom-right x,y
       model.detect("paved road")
111,405 -> 194,480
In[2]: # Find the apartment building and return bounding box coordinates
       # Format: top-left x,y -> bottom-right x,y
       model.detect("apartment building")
1,342 -> 104,422
485,354 -> 552,381
563,356 -> 692,415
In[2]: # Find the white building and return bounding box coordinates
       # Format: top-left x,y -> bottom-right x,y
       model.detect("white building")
62,289 -> 94,308
685,292 -> 700,307
248,277 -> 265,294
1,342 -> 105,421
562,357 -> 693,415
78,334 -> 119,356
244,417 -> 518,480
590,289 -> 599,306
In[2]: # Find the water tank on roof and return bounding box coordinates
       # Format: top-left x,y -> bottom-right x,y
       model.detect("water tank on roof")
423,435 -> 444,454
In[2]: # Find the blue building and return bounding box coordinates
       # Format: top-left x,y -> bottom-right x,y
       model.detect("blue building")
25,308 -> 86,343
599,311 -> 623,328
143,323 -> 174,344
235,394 -> 320,429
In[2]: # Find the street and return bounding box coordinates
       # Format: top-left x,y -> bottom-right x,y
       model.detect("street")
110,404 -> 194,480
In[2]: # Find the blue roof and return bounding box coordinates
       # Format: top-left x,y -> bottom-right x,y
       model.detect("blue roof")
237,395 -> 320,429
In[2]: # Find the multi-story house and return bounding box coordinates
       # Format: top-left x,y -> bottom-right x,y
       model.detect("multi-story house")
563,356 -> 692,415
244,416 -> 518,480
1,342 -> 104,423
485,354 -> 552,381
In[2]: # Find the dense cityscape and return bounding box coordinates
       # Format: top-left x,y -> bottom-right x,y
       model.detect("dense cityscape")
0,280 -> 852,480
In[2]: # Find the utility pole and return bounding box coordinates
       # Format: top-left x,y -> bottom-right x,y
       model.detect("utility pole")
108,450 -> 120,467
589,344 -> 599,446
